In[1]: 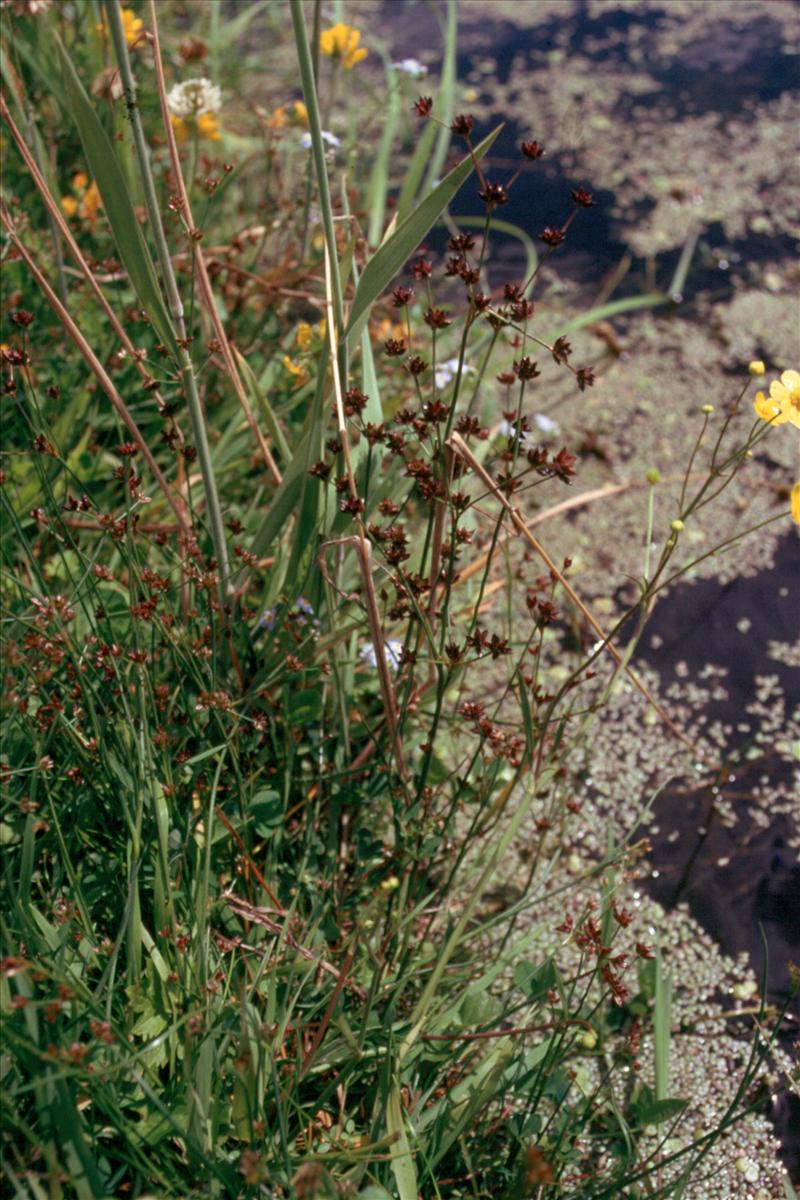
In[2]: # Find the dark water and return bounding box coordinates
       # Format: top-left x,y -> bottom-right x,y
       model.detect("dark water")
631,534 -> 800,1173
384,0 -> 800,303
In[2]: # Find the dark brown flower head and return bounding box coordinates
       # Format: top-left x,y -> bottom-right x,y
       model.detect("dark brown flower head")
445,255 -> 467,277
424,307 -> 451,329
450,113 -> 474,137
504,283 -> 523,302
384,338 -> 406,357
539,227 -> 565,247
411,258 -> 433,280
511,298 -> 535,321
576,366 -> 596,391
513,356 -> 540,381
479,181 -> 509,208
413,96 -> 433,117
378,498 -> 400,516
497,371 -> 516,385
309,459 -> 331,479
339,496 -> 365,516
551,336 -> 572,365
179,36 -> 208,62
571,187 -> 595,208
116,443 -> 139,457
405,354 -> 428,376
344,387 -> 369,414
472,292 -> 491,312
10,310 -> 34,328
521,140 -> 545,160
391,285 -> 415,308
448,233 -> 476,253
550,447 -> 577,481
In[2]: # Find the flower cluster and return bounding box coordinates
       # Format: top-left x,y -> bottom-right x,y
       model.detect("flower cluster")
167,77 -> 222,141
753,368 -> 800,524
319,23 -> 367,69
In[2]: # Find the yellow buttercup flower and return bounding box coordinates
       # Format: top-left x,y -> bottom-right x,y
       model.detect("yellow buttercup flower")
196,112 -> 221,140
791,481 -> 800,525
96,7 -> 144,48
171,112 -> 221,143
121,7 -> 144,46
61,174 -> 102,224
754,369 -> 800,429
293,100 -> 308,127
296,323 -> 313,351
283,355 -> 309,388
319,23 -> 368,69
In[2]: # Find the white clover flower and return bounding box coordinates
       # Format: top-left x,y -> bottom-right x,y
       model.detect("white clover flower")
434,358 -> 473,390
167,78 -> 222,119
391,58 -> 427,79
360,640 -> 403,670
299,130 -> 341,150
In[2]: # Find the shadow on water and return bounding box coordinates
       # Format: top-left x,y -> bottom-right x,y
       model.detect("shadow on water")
628,534 -> 800,1174
384,0 -> 799,302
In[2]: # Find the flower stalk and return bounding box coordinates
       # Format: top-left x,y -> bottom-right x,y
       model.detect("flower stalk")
104,0 -> 231,604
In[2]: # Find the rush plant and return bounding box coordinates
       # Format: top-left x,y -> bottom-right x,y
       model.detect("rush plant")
0,2 -> 796,1198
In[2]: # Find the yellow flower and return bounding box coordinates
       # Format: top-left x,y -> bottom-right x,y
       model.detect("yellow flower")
268,105 -> 286,130
62,174 -> 102,223
293,100 -> 308,128
96,7 -> 144,48
791,481 -> 800,525
748,360 -> 766,376
283,355 -> 309,388
754,369 -> 800,428
121,7 -> 143,46
81,181 -> 102,220
170,112 -> 221,143
319,22 -> 368,69
196,112 -> 221,140
771,369 -> 800,429
296,323 -> 313,351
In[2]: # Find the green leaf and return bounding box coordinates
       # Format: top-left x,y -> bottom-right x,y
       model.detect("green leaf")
250,790 -> 283,834
634,1097 -> 688,1126
459,989 -> 501,1027
514,958 -> 559,1003
346,126 -> 502,349
55,36 -> 178,356
387,1083 -> 418,1200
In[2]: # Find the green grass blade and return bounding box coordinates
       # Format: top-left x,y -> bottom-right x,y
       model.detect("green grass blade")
654,947 -> 672,1102
346,125 -> 502,349
235,349 -> 292,464
54,36 -> 178,356
366,61 -> 401,247
387,1081 -> 418,1200
420,0 -> 458,198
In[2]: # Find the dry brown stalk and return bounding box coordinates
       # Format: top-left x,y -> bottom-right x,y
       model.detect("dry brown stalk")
447,431 -> 705,761
0,201 -> 191,534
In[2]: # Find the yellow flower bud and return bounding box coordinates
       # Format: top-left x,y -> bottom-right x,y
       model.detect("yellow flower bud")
646,468 -> 661,484
701,404 -> 714,414
748,360 -> 766,376
670,519 -> 685,532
